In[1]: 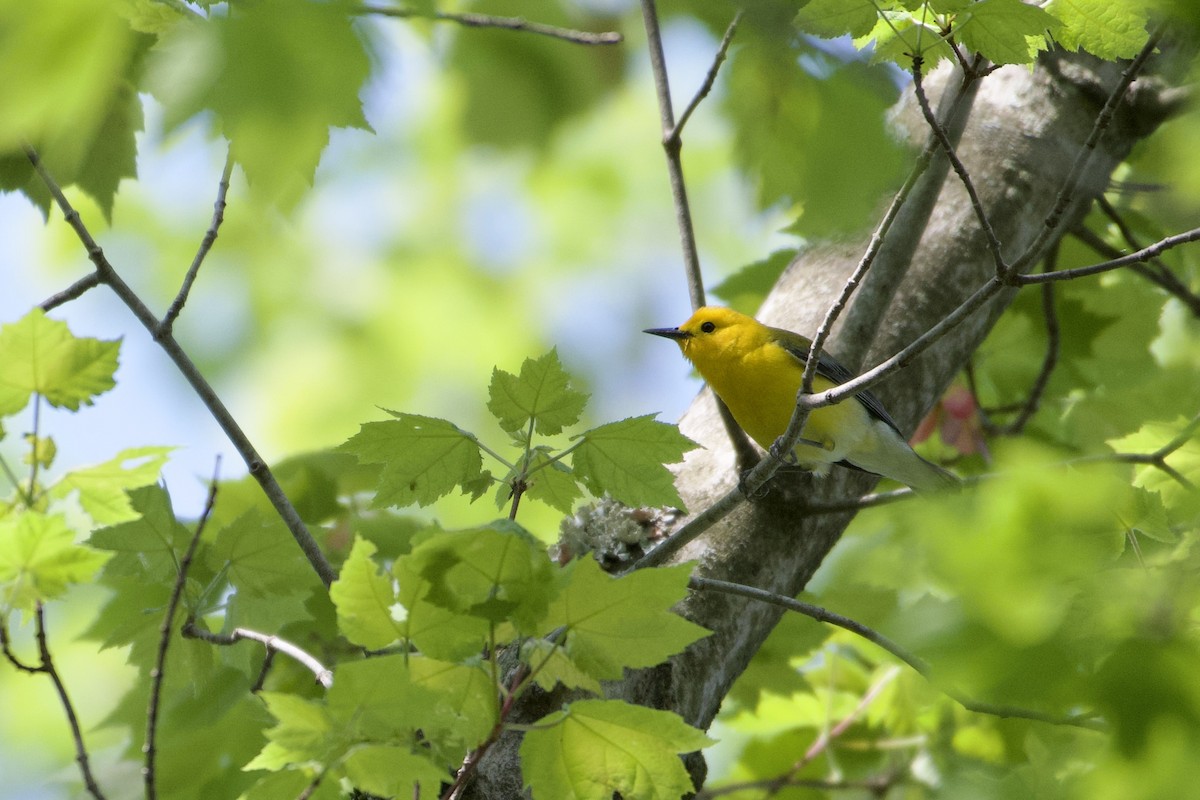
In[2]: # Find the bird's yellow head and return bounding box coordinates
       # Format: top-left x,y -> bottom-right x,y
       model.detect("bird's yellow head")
643,306 -> 770,371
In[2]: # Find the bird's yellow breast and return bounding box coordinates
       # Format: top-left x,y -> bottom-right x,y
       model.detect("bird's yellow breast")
690,337 -> 870,469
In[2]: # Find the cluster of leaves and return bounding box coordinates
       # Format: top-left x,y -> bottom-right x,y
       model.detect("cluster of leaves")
710,0 -> 1155,236
794,0 -> 1152,67
0,309 -> 169,614
0,310 -> 716,799
340,348 -> 696,515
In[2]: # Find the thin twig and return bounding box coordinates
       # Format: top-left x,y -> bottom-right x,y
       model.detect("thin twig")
356,4 -> 622,45
639,0 -> 705,310
628,482 -> 745,570
669,11 -> 742,142
295,767 -> 329,800
689,577 -> 1105,730
1018,226 -> 1200,285
805,276 -> 1005,414
697,772 -> 902,799
910,55 -> 1008,275
1072,410 -> 1200,489
1087,198 -> 1200,316
988,246 -> 1062,436
144,460 -> 221,800
23,144 -> 337,587
836,53 -> 982,369
159,152 -> 234,337
0,622 -> 40,673
182,622 -> 334,689
40,273 -> 102,312
641,1 -> 759,464
690,577 -> 927,669
1009,27 -> 1165,276
34,603 -> 110,800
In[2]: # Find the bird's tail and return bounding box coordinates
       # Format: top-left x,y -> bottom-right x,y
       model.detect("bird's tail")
848,422 -> 961,493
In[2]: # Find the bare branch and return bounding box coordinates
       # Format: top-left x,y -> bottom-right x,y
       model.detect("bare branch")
669,12 -> 742,143
629,482 -> 745,570
0,622 -> 40,673
1090,197 -> 1200,316
1073,410 -> 1200,489
35,604 -> 110,800
690,577 -> 1105,731
1019,226 -> 1200,285
986,246 -> 1062,436
697,772 -> 903,799
639,0 -> 705,310
145,460 -> 221,800
1009,27 -> 1165,276
911,55 -> 1008,275
834,56 -> 982,369
159,152 -> 235,337
806,276 -> 1005,410
40,273 -> 102,311
182,622 -> 334,689
23,144 -> 337,587
356,4 -> 622,45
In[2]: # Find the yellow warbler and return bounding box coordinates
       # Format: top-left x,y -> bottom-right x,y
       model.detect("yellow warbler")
645,306 -> 958,492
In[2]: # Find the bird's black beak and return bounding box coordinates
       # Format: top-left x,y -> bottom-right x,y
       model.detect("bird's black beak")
643,326 -> 690,341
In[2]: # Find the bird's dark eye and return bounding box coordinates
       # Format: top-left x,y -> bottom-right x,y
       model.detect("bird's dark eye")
700,321 -> 716,333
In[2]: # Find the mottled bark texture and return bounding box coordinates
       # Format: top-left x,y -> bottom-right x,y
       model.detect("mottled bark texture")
461,48 -> 1182,799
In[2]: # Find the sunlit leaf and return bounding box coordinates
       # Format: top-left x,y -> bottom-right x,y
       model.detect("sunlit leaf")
521,699 -> 714,800
0,309 -> 120,415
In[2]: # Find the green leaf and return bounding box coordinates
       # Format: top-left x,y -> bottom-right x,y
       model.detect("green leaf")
542,559 -> 709,680
0,309 -> 120,415
402,522 -> 555,631
149,0 -> 371,206
1046,0 -> 1150,59
0,0 -> 143,216
571,415 -> 698,509
956,0 -> 1060,65
522,639 -> 603,695
330,536 -> 401,650
409,657 -> 496,749
47,445 -> 170,525
487,349 -> 589,436
342,744 -> 447,799
711,250 -> 796,313
0,511 -> 109,612
448,0 -> 618,148
520,699 -> 714,800
725,49 -> 906,234
88,484 -> 188,581
524,447 -> 584,514
1121,486 -> 1175,544
394,555 -> 491,661
208,511 -> 319,596
794,0 -> 880,39
341,412 -> 484,508
857,14 -> 958,66
244,692 -> 334,771
327,655 -> 441,742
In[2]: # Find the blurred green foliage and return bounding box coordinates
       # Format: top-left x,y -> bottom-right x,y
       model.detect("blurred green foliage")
1,0 -> 1199,798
